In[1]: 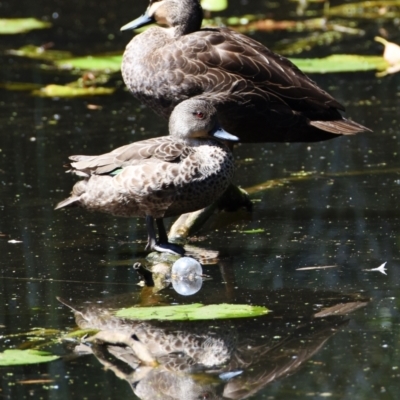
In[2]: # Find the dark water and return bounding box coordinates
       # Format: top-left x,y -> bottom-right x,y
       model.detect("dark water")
1,0 -> 400,399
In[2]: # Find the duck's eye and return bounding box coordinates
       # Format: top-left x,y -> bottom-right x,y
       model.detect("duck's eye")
194,112 -> 204,119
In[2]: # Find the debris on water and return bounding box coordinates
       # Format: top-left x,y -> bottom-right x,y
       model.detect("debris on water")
8,239 -> 22,244
296,265 -> 338,271
363,262 -> 387,275
171,257 -> 204,296
375,36 -> 400,66
375,36 -> 400,76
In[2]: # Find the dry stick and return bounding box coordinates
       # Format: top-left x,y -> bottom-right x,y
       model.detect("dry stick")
168,184 -> 251,242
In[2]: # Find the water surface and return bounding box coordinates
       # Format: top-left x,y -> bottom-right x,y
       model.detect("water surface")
0,0 -> 400,399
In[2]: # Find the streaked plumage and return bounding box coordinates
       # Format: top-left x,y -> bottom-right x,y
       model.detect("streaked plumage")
121,0 -> 370,143
55,99 -> 237,255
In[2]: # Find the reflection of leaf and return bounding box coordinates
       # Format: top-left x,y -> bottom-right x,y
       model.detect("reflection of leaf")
116,303 -> 269,320
201,0 -> 228,12
32,84 -> 115,97
0,18 -> 51,34
55,55 -> 122,72
289,55 -> 389,73
0,349 -> 59,366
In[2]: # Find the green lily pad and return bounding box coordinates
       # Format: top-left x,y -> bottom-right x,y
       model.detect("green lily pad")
289,55 -> 389,73
0,349 -> 59,366
327,1 -> 400,19
32,84 -> 115,97
0,18 -> 52,34
0,82 -> 43,91
116,303 -> 269,321
55,55 -> 123,72
201,0 -> 228,12
7,45 -> 73,61
240,228 -> 265,234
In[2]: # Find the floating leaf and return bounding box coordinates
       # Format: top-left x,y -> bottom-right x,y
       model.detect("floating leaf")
275,31 -> 344,55
0,18 -> 52,34
201,0 -> 228,12
326,1 -> 400,19
7,45 -> 73,61
0,349 -> 59,366
0,82 -> 43,91
240,229 -> 265,234
289,54 -> 389,73
55,55 -> 123,72
32,84 -> 115,97
116,303 -> 269,321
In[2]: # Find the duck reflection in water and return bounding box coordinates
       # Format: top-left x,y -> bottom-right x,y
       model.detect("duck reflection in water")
55,99 -> 238,256
60,290 -> 369,400
121,0 -> 370,144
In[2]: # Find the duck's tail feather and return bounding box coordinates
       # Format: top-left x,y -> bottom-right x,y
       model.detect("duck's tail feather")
54,196 -> 80,210
310,118 -> 371,135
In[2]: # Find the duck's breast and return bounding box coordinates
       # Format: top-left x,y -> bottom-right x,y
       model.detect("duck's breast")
163,142 -> 235,217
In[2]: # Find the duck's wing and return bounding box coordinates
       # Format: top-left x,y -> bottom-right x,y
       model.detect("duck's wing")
68,137 -> 186,176
160,29 -> 367,135
172,28 -> 340,112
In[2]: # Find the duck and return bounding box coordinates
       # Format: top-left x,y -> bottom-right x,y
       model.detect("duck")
55,98 -> 238,255
120,0 -> 370,143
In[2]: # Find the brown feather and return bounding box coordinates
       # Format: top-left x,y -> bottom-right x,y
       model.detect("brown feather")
121,0 -> 370,142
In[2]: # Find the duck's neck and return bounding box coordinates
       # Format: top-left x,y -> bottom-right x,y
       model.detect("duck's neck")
171,0 -> 203,37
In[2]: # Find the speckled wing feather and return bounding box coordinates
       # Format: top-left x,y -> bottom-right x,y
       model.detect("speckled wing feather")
140,28 -> 343,112
68,137 -> 187,177
128,27 -> 367,140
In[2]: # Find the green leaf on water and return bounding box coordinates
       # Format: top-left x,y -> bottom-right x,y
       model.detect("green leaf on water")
0,18 -> 52,34
0,82 -> 43,91
201,0 -> 228,12
7,45 -> 73,61
289,55 -> 389,73
55,55 -> 123,72
32,84 -> 115,97
116,303 -> 269,320
240,228 -> 265,234
0,349 -> 59,366
326,1 -> 400,19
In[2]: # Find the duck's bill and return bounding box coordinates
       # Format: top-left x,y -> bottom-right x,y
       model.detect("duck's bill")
120,12 -> 154,31
210,127 -> 239,142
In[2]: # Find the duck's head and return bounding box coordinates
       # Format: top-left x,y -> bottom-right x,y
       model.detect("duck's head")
121,0 -> 203,35
169,99 -> 239,143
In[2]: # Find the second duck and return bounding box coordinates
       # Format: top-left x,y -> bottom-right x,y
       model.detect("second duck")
121,0 -> 370,143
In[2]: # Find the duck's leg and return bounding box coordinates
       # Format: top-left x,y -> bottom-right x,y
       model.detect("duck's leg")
145,216 -> 185,255
156,218 -> 185,255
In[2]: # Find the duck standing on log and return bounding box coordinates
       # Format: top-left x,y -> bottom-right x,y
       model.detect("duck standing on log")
121,0 -> 370,143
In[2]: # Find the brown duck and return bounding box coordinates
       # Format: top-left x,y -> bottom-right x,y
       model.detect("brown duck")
55,99 -> 238,255
121,0 -> 370,143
